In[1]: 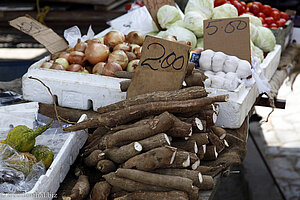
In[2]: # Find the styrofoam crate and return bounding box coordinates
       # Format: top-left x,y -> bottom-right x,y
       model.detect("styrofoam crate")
22,56 -> 127,111
0,114 -> 88,200
207,45 -> 281,128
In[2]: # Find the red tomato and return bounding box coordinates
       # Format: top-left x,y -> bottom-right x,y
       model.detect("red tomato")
257,12 -> 265,18
259,17 -> 265,24
276,18 -> 287,27
271,11 -> 281,21
262,5 -> 272,16
263,23 -> 268,27
214,0 -> 227,7
270,23 -> 278,29
280,12 -> 290,21
232,1 -> 244,15
265,16 -> 275,25
272,8 -> 279,13
249,4 -> 260,15
252,2 -> 263,10
240,1 -> 247,9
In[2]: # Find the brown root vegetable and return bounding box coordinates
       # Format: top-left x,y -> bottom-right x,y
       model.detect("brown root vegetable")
184,72 -> 207,87
138,133 -> 170,152
62,175 -> 90,200
123,146 -> 177,171
114,191 -> 189,200
167,150 -> 190,168
190,133 -> 209,146
197,144 -> 206,160
104,142 -> 142,163
208,132 -> 225,153
166,117 -> 192,138
110,117 -> 153,132
98,86 -> 208,114
153,169 -> 203,189
112,71 -> 134,79
203,145 -> 218,161
103,172 -> 172,192
120,80 -> 131,92
171,140 -> 198,154
188,152 -> 200,170
186,62 -> 196,76
104,112 -> 174,148
83,150 -> 105,167
210,126 -> 227,140
198,175 -> 214,190
115,168 -> 199,200
90,181 -> 111,200
96,159 -> 116,174
64,95 -> 228,132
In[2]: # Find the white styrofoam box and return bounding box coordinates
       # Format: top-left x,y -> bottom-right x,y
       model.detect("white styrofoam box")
0,102 -> 38,131
207,45 -> 281,128
0,114 -> 88,200
22,56 -> 127,111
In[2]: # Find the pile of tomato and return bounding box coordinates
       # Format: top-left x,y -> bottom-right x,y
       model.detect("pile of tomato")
214,0 -> 290,29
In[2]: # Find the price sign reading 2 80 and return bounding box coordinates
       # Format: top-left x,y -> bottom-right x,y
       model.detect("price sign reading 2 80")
205,19 -> 248,35
141,42 -> 185,71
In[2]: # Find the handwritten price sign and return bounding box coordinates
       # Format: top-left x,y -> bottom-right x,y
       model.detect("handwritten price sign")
204,17 -> 251,63
9,16 -> 68,54
126,35 -> 190,98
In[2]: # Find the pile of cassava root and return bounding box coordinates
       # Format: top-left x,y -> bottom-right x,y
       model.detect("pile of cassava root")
62,86 -> 229,200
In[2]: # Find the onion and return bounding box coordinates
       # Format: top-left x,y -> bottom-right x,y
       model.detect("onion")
113,43 -> 131,52
126,31 -> 145,45
92,62 -> 106,74
125,51 -> 137,62
85,43 -> 110,65
80,68 -> 90,73
104,30 -> 125,49
133,46 -> 142,59
101,62 -> 123,77
108,50 -> 128,70
41,61 -> 53,69
126,59 -> 140,72
55,58 -> 69,69
74,39 -> 87,52
50,62 -> 65,70
163,35 -> 177,42
58,51 -> 70,60
68,51 -> 86,65
67,64 -> 83,72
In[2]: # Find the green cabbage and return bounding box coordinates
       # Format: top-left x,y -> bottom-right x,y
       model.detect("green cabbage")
156,31 -> 169,38
157,5 -> 182,29
184,0 -> 214,18
240,14 -> 262,27
146,32 -> 158,37
196,37 -> 204,48
168,20 -> 185,28
184,11 -> 207,37
251,41 -> 264,63
212,4 -> 238,19
253,26 -> 276,52
250,23 -> 258,42
166,26 -> 197,48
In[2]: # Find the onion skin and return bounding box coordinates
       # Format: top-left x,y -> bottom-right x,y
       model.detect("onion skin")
85,43 -> 110,65
41,61 -> 53,69
126,31 -> 145,45
126,59 -> 140,72
104,30 -> 125,49
58,51 -> 70,60
50,62 -> 66,70
113,43 -> 131,52
74,38 -> 87,52
101,62 -> 122,77
108,50 -> 129,70
125,51 -> 137,62
67,64 -> 83,72
68,51 -> 86,65
92,62 -> 106,74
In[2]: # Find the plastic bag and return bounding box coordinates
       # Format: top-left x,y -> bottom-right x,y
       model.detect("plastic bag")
0,91 -> 22,107
64,25 -> 95,48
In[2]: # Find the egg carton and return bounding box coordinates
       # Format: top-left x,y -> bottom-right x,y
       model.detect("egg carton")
22,56 -> 127,111
207,45 -> 281,128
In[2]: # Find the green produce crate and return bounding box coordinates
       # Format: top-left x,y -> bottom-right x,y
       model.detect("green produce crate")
271,20 -> 293,52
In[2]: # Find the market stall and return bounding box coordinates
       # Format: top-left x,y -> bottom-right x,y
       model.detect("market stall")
0,0 -> 298,199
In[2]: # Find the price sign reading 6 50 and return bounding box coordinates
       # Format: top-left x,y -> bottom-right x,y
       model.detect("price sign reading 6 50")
203,17 -> 251,63
126,35 -> 190,98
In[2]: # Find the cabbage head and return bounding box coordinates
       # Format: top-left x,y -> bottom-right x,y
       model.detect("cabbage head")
166,26 -> 197,48
251,41 -> 264,63
184,0 -> 214,18
253,26 -> 276,52
157,5 -> 182,29
184,11 -> 207,37
250,23 -> 258,42
196,37 -> 204,48
240,14 -> 262,27
212,4 -> 238,19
